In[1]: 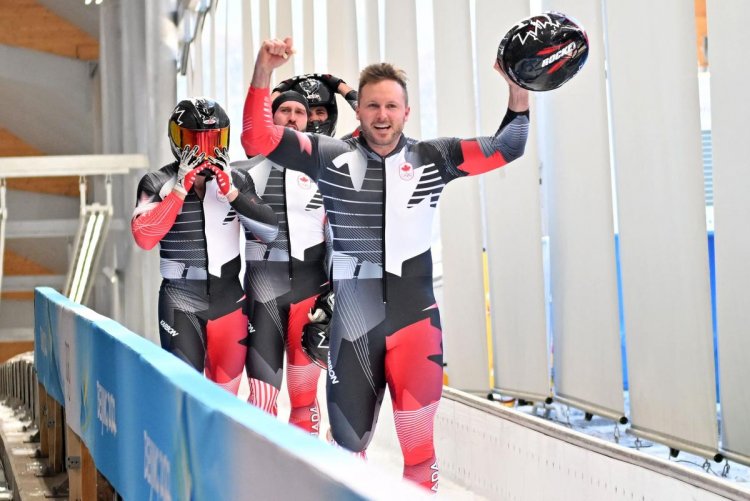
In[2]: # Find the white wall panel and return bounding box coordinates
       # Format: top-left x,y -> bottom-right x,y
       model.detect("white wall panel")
302,0 -> 316,71
383,0 -> 421,138
706,0 -> 750,467
327,0 -> 360,137
361,0 -> 381,64
540,0 -> 624,420
606,0 -> 718,457
275,0 -> 295,82
434,0 -> 488,392
439,179 -> 487,392
257,0 -> 272,86
242,0 -> 254,89
258,0 -> 271,44
243,0 -> 270,88
477,0 -> 549,401
257,0 -> 278,40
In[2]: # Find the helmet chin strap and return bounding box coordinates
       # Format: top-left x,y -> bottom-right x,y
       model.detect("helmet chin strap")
309,119 -> 335,137
309,120 -> 324,133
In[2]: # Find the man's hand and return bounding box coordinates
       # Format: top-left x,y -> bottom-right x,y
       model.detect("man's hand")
274,73 -> 344,94
307,290 -> 334,323
208,146 -> 230,172
252,37 -> 294,88
495,60 -> 529,112
174,145 -> 206,197
311,73 -> 344,92
207,149 -> 238,200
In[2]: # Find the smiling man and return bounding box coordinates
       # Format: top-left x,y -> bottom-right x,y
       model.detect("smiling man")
241,37 -> 529,492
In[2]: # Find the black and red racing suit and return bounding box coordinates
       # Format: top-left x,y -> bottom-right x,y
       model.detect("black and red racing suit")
132,164 -> 278,394
233,156 -> 328,434
242,86 -> 528,491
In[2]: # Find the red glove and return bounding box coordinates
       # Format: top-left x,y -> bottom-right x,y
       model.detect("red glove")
207,149 -> 237,198
181,165 -> 205,194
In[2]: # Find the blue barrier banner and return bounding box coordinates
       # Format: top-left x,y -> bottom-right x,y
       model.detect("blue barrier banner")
34,289 -> 64,404
34,289 -> 98,406
33,287 -> 426,500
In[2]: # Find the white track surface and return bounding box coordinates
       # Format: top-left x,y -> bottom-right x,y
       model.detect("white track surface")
236,371 -> 750,500
237,370 -> 483,499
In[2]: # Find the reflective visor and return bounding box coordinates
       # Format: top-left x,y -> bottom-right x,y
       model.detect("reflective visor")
169,123 -> 229,157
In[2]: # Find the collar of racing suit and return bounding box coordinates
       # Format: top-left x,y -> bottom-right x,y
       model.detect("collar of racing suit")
356,133 -> 408,159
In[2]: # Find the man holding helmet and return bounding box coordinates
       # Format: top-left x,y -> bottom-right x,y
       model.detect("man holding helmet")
243,37 -> 529,492
131,97 -> 278,395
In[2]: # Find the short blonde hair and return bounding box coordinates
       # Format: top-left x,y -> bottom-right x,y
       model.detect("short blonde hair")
358,63 -> 409,105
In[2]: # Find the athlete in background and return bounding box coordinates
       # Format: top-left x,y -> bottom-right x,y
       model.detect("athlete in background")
132,98 -> 278,395
242,38 -> 529,492
236,84 -> 352,434
272,72 -> 358,136
235,90 -> 325,433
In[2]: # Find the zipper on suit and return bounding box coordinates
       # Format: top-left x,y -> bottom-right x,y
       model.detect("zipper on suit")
381,156 -> 387,304
200,192 -> 210,295
283,169 -> 293,281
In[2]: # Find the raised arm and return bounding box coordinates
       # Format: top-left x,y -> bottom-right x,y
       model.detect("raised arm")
499,60 -> 530,114
240,37 -> 302,156
434,62 -> 530,180
241,38 -> 290,156
241,39 -> 358,181
241,38 -> 323,182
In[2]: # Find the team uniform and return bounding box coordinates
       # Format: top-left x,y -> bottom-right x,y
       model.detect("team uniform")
132,163 -> 278,394
243,84 -> 529,491
234,156 -> 328,434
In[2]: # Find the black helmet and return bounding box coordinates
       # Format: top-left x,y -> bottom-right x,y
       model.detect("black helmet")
301,290 -> 334,369
291,77 -> 339,136
497,12 -> 589,92
168,98 -> 230,159
302,322 -> 330,370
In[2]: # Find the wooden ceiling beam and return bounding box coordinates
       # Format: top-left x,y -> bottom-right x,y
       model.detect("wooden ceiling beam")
0,291 -> 35,301
7,177 -> 80,197
0,127 -> 79,196
0,127 -> 42,157
695,0 -> 708,68
0,0 -> 99,61
3,248 -> 56,276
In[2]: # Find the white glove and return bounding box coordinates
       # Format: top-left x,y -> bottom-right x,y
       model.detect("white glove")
175,145 -> 206,195
207,148 -> 237,197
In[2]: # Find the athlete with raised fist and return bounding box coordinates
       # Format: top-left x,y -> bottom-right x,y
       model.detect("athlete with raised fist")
234,90 -> 326,434
236,85 -> 358,434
